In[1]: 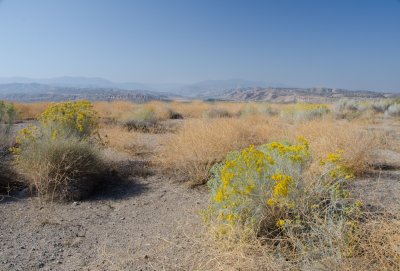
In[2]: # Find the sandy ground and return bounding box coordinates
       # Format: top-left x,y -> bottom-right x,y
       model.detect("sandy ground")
1,119 -> 399,271
0,154 -> 210,271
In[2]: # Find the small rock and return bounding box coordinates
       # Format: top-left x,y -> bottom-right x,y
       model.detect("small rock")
144,255 -> 149,259
120,217 -> 125,221
72,202 -> 80,206
38,262 -> 45,268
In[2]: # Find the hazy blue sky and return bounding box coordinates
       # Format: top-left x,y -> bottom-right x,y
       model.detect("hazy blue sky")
0,0 -> 399,91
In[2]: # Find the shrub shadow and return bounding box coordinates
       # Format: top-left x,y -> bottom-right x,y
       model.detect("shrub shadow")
88,160 -> 152,201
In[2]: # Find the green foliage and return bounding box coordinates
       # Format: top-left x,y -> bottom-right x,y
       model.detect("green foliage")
0,100 -> 16,137
0,100 -> 17,192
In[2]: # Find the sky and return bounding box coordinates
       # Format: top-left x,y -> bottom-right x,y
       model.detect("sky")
0,0 -> 399,91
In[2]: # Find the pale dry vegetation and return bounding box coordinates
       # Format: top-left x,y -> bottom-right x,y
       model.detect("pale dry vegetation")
157,116 -> 289,186
14,102 -> 49,121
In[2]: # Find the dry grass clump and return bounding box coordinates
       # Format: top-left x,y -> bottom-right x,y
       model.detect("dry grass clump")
15,136 -> 104,201
13,100 -> 105,201
169,100 -> 211,118
157,117 -> 286,185
294,119 -> 380,176
99,125 -> 143,156
14,102 -> 49,121
93,101 -> 138,122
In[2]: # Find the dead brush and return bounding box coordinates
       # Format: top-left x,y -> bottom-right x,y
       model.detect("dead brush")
14,102 -> 49,121
169,100 -> 211,118
93,100 -> 138,123
14,135 -> 104,201
294,119 -> 381,176
156,117 -> 287,186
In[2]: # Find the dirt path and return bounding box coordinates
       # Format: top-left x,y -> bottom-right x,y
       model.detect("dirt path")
350,119 -> 400,212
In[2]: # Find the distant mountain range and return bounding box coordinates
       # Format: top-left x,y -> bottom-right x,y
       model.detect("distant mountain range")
0,76 -> 281,94
0,76 -> 398,102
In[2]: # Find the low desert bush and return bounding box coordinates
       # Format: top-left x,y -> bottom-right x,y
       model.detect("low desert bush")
334,99 -> 363,119
281,103 -> 330,122
203,108 -> 232,118
122,106 -> 159,132
14,135 -> 103,201
13,100 -> 104,201
0,101 -> 17,192
203,139 -> 371,269
385,103 -> 400,117
371,99 -> 392,113
0,101 -> 16,142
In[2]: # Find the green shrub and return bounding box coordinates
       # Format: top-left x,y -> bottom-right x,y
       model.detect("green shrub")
0,101 -> 17,192
0,100 -> 16,136
205,138 -> 362,266
123,107 -> 159,132
281,103 -> 330,122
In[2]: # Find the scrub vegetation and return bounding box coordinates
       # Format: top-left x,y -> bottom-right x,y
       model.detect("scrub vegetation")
2,98 -> 399,270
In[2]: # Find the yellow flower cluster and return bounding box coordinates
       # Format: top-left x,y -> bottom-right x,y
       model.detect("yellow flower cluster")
209,139 -> 310,229
267,173 -> 294,207
39,100 -> 98,137
214,145 -> 270,203
268,136 -> 310,162
321,150 -> 354,180
13,101 -> 99,155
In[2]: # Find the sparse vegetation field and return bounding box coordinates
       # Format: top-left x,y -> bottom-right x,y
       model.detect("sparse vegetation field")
1,99 -> 399,270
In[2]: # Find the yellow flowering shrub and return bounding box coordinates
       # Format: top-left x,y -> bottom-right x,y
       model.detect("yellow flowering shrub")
12,101 -> 103,201
39,100 -> 99,138
206,139 -> 310,232
206,137 -> 363,261
14,100 -> 99,151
